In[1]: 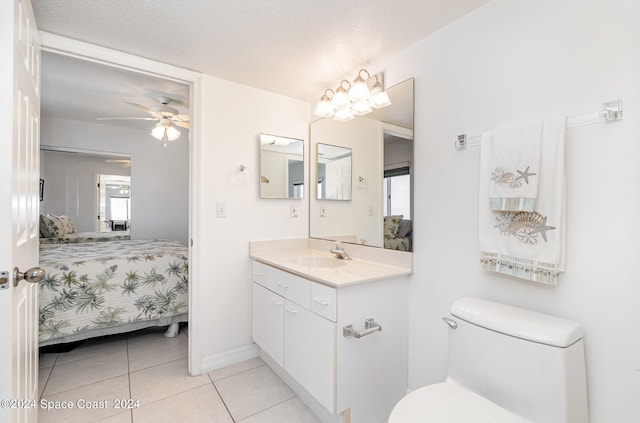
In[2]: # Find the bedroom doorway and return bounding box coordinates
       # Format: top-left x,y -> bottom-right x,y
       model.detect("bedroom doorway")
39,35 -> 202,374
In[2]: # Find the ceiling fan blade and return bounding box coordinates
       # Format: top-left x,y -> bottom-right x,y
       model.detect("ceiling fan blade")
174,114 -> 190,122
124,101 -> 163,119
96,117 -> 157,121
174,121 -> 190,129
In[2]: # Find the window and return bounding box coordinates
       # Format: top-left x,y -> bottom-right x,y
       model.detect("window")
110,197 -> 131,221
383,167 -> 411,218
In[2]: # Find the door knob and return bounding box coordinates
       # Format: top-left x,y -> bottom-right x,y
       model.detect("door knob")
13,267 -> 45,287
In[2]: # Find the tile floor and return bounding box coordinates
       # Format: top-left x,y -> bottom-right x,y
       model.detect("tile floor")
38,326 -> 321,423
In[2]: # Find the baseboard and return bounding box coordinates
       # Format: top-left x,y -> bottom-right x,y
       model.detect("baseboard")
200,343 -> 260,374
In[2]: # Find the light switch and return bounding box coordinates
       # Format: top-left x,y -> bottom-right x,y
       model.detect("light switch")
216,202 -> 227,218
290,204 -> 298,218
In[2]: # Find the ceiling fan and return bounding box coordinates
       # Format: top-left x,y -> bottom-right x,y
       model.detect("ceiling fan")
97,96 -> 189,146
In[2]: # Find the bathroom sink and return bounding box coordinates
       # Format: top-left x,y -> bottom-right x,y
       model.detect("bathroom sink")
293,256 -> 347,268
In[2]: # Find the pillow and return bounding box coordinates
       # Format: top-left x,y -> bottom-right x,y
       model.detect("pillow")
396,219 -> 413,238
383,215 -> 403,239
59,215 -> 76,234
39,214 -> 75,238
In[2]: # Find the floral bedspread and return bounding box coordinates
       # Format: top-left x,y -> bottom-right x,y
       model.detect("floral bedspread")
39,240 -> 188,345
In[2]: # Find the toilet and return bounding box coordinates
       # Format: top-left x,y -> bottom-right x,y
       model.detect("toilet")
389,297 -> 589,423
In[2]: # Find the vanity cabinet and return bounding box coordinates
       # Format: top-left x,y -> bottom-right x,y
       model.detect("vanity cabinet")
251,259 -> 408,423
252,261 -> 335,412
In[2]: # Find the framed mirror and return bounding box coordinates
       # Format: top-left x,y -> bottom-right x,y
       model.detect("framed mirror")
317,143 -> 352,201
310,78 -> 414,251
259,133 -> 304,199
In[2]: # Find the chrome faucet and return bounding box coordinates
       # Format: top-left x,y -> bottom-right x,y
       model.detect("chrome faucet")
330,243 -> 351,260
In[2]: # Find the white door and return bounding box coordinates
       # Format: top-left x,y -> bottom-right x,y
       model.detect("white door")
0,0 -> 42,422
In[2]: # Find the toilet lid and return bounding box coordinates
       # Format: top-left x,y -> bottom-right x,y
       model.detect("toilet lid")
388,381 -> 525,423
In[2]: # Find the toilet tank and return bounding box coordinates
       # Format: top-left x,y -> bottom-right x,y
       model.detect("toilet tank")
446,297 -> 588,423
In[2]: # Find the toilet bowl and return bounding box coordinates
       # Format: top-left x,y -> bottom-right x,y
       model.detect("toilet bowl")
389,380 -> 522,423
389,297 -> 588,423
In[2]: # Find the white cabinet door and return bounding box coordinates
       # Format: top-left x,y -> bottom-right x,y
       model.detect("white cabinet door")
284,300 -> 336,413
252,283 -> 284,366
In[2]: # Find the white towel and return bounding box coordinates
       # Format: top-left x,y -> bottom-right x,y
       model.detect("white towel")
485,119 -> 543,211
479,117 -> 566,285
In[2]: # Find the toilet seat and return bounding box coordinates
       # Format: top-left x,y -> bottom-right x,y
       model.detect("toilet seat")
388,380 -> 524,423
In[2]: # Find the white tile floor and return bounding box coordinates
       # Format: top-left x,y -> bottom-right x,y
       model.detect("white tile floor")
38,326 -> 321,423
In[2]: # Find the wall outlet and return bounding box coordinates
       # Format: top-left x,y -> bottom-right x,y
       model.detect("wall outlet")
368,205 -> 374,216
216,202 -> 227,218
320,206 -> 326,217
289,204 -> 298,218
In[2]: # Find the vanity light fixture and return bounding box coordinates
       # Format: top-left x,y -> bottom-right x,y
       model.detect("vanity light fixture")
314,69 -> 392,121
151,118 -> 181,147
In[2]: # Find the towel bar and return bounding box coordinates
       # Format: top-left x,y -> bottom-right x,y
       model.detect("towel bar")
343,318 -> 382,339
455,99 -> 623,150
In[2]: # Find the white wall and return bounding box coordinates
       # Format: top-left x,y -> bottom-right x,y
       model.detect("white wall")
195,74 -> 310,365
40,117 -> 189,244
375,0 -> 640,420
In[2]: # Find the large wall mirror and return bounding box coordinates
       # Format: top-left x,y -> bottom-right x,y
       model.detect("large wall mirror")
310,78 -> 414,251
259,133 -> 304,199
40,148 -> 132,233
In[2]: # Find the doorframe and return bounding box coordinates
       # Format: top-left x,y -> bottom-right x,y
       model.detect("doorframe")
39,31 -> 205,375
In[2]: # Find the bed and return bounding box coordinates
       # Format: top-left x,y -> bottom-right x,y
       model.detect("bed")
38,239 -> 189,346
39,213 -> 132,244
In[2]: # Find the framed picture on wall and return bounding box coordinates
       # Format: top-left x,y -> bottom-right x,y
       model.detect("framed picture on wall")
39,179 -> 44,201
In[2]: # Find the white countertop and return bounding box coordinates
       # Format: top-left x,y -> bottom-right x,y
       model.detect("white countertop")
250,248 -> 412,287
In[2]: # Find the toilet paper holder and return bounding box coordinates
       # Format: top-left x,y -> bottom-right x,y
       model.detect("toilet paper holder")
343,318 -> 382,339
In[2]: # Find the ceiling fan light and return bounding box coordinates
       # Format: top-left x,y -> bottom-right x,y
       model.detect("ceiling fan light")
150,123 -> 167,140
151,120 -> 181,145
165,125 -> 181,142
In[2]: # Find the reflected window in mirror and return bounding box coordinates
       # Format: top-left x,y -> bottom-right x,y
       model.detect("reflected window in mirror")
316,143 -> 352,201
310,78 -> 414,252
259,133 -> 304,199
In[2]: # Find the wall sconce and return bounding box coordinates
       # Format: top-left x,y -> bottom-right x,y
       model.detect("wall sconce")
314,69 -> 392,121
151,117 -> 181,147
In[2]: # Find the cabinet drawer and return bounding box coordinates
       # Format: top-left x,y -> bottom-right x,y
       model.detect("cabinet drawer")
253,261 -> 310,308
311,283 -> 337,322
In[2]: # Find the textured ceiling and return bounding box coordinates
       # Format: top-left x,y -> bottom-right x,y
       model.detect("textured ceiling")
33,0 -> 489,102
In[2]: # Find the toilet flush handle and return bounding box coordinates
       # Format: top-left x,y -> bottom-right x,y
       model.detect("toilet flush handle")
442,317 -> 457,329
